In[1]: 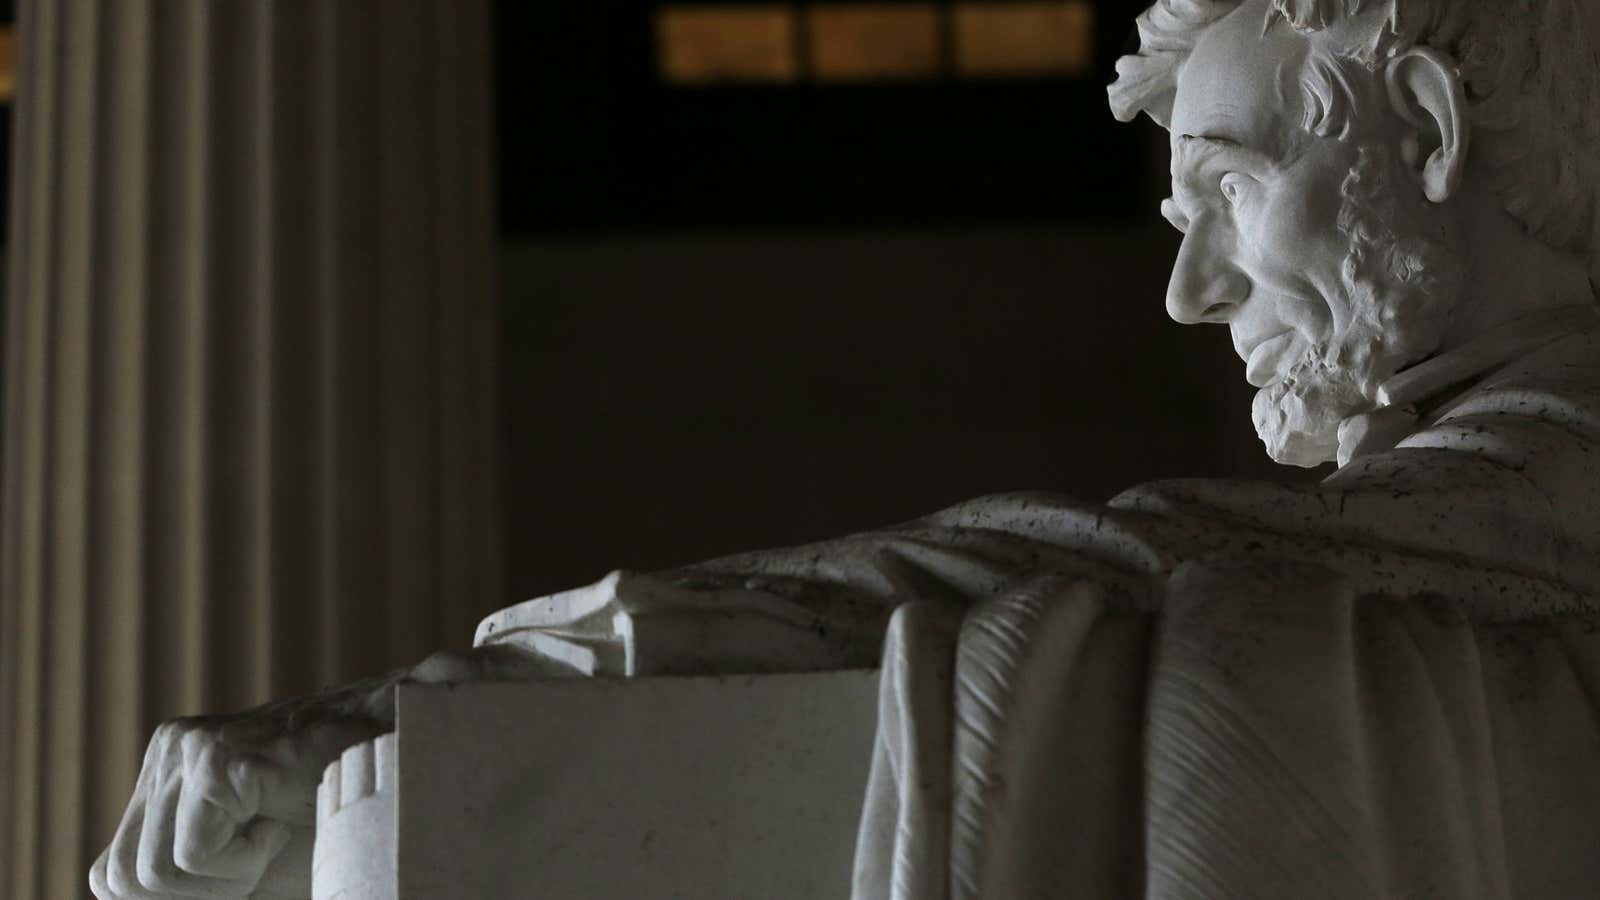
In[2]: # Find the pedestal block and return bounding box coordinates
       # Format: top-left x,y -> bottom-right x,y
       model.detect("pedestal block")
312,670 -> 881,899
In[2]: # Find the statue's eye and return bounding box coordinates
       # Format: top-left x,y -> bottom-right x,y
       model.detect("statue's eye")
1219,173 -> 1249,207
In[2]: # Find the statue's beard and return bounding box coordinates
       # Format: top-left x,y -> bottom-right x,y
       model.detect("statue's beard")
1252,145 -> 1466,467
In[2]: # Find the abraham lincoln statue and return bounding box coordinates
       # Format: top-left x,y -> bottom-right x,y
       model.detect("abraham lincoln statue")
94,1 -> 1600,898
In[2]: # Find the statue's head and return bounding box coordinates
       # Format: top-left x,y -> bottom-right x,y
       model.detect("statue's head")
1110,0 -> 1600,466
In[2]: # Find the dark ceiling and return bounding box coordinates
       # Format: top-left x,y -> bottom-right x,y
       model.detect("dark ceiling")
493,0 -> 1157,236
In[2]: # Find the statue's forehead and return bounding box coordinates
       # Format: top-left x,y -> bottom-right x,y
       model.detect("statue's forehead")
1169,5 -> 1309,155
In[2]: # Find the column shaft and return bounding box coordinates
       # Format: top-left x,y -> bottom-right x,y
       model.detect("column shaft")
0,2 -> 500,897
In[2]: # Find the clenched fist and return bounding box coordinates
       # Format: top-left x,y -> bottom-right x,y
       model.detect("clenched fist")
87,647 -> 555,899
89,705 -> 385,900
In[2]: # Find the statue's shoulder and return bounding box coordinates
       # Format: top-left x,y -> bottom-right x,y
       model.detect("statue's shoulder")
1395,322 -> 1600,512
1432,323 -> 1600,439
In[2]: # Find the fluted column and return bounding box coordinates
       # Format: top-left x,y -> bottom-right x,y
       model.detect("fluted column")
0,2 -> 501,898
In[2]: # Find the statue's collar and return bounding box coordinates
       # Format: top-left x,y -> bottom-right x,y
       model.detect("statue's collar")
1335,303 -> 1600,467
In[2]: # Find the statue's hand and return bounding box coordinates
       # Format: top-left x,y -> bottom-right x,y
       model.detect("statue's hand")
86,649 -> 527,899
88,712 -> 374,900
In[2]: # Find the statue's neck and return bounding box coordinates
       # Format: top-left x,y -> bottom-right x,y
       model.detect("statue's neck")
1378,303 -> 1600,410
1440,191 -> 1596,351
1336,302 -> 1600,466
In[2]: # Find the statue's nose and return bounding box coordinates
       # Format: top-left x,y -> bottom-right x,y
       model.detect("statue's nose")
1165,226 -> 1249,325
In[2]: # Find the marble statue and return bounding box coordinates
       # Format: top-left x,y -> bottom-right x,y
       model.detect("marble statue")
91,0 -> 1600,897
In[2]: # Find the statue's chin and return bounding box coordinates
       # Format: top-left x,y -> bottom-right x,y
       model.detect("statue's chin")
1252,384 -> 1352,468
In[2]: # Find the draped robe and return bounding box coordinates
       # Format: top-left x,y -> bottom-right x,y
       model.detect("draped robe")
478,320 -> 1600,898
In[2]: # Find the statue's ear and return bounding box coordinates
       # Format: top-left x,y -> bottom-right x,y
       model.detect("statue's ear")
1384,47 -> 1469,203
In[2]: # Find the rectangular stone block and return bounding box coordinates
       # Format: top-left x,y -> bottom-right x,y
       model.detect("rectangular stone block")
387,670 -> 880,899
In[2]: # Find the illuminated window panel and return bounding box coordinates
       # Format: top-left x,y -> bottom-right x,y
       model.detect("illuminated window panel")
657,5 -> 799,85
953,1 -> 1094,78
0,27 -> 14,102
807,4 -> 942,83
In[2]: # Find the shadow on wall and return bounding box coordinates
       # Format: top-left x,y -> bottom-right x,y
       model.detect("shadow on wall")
498,225 -> 1319,603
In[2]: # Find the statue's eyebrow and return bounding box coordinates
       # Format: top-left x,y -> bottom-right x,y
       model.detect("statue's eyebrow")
1173,134 -> 1276,174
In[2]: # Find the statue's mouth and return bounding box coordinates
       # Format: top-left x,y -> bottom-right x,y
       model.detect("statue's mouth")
1245,330 -> 1298,387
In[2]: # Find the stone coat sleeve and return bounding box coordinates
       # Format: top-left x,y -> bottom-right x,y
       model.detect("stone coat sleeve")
848,549 -> 1600,900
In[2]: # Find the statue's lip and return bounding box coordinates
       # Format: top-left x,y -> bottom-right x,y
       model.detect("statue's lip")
1245,330 -> 1297,387
1235,324 -> 1289,363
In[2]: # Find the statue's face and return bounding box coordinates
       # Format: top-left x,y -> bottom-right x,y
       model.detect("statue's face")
1162,1 -> 1463,466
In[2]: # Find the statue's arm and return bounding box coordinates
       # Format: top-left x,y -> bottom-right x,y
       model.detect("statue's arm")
475,492 -> 1176,677
480,431 -> 1593,686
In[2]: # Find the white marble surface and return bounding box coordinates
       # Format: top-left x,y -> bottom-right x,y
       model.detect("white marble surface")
310,671 -> 879,900
313,734 -> 397,900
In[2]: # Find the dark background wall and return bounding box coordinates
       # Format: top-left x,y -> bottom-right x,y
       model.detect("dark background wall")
498,226 -> 1306,601
491,0 -> 1319,606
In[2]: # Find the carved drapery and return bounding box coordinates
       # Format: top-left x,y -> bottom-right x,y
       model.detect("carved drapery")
0,2 -> 500,897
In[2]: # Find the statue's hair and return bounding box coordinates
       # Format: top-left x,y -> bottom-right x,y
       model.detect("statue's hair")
1109,0 -> 1600,280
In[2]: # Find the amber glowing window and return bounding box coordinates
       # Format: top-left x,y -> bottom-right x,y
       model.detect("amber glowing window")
807,5 -> 942,82
656,6 -> 800,85
954,2 -> 1093,77
656,1 -> 1095,86
0,27 -> 15,103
